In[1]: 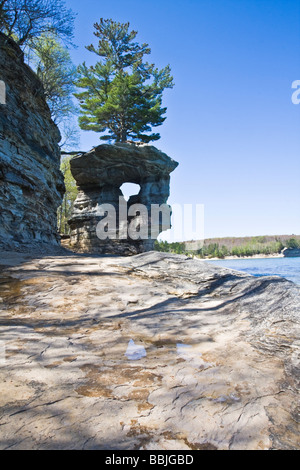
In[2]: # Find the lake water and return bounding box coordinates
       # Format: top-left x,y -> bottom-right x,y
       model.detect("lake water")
205,257 -> 300,285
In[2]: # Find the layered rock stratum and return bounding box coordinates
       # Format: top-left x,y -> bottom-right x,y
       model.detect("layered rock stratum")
0,250 -> 299,450
0,33 -> 64,250
283,248 -> 300,258
69,143 -> 178,255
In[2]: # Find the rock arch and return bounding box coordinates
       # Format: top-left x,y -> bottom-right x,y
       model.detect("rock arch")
68,143 -> 178,255
120,182 -> 141,203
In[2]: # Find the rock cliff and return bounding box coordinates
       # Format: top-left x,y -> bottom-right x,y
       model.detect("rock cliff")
283,248 -> 300,257
69,143 -> 178,255
0,33 -> 64,250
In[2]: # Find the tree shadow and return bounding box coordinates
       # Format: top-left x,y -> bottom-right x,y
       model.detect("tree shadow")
0,252 -> 298,450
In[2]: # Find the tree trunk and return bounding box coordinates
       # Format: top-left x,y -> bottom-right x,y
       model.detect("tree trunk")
120,114 -> 127,142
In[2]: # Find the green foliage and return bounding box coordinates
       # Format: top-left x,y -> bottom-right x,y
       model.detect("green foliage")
0,2 -> 78,151
196,244 -> 229,259
229,241 -> 284,257
32,34 -> 78,121
57,156 -> 78,234
155,241 -> 185,255
27,33 -> 80,150
155,239 -> 286,258
75,18 -> 174,143
285,238 -> 300,249
252,236 -> 266,244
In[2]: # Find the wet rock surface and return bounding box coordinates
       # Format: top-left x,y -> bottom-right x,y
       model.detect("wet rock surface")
0,251 -> 299,450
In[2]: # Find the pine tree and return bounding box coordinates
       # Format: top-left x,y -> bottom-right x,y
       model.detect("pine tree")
75,19 -> 174,143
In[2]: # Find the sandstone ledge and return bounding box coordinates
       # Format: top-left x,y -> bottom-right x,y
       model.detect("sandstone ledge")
0,251 -> 299,450
0,33 -> 64,250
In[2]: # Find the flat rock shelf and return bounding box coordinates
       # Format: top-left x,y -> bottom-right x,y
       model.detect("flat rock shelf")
0,251 -> 299,450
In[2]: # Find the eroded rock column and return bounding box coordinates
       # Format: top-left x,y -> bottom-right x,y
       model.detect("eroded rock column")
68,143 -> 178,255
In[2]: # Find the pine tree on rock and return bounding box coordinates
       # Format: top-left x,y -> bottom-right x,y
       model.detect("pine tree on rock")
75,19 -> 174,143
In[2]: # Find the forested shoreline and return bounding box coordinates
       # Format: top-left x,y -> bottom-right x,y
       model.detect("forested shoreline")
155,236 -> 300,259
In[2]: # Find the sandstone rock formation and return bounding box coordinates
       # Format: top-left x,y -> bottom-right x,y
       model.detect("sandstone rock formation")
68,143 -> 178,255
0,251 -> 299,450
0,33 -> 64,250
283,248 -> 300,257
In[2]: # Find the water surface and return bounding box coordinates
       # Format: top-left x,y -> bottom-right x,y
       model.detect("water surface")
205,257 -> 300,285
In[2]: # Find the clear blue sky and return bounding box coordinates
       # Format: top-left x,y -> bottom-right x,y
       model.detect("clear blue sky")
65,0 -> 300,240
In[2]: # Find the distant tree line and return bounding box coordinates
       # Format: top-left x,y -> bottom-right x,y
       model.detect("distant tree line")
155,237 -> 300,258
285,238 -> 300,250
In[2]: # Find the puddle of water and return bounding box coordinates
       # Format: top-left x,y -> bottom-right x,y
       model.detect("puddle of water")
125,339 -> 147,361
122,338 -> 216,368
176,343 -> 193,358
0,276 -> 22,301
176,343 -> 214,369
212,394 -> 241,404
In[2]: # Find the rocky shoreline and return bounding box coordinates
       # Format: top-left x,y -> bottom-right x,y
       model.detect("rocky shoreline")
0,251 -> 299,450
200,253 -> 284,261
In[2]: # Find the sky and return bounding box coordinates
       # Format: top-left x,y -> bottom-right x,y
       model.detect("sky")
64,0 -> 300,240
